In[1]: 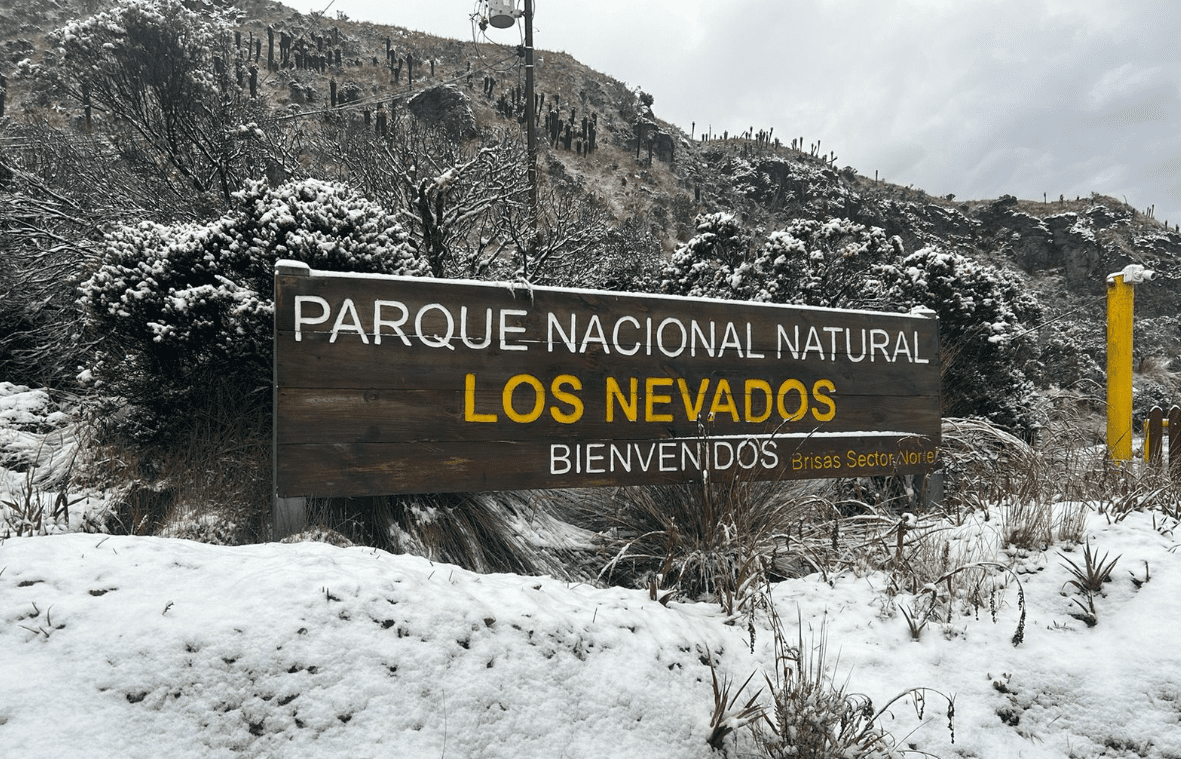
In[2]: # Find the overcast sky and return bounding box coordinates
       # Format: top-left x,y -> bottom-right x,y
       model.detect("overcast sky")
318,0 -> 1181,226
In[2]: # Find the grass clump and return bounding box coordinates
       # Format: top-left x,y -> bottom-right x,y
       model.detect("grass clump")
748,602 -> 956,758
572,474 -> 828,614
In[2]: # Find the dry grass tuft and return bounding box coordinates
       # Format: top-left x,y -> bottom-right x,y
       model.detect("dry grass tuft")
569,475 -> 828,613
77,380 -> 271,544
301,490 -> 595,580
751,603 -> 956,758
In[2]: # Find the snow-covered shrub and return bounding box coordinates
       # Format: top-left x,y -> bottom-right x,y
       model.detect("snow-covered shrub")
661,214 -> 899,309
78,178 -> 429,438
1026,321 -> 1103,393
879,247 -> 1045,436
663,216 -> 1043,434
1133,378 -> 1173,422
659,212 -> 755,297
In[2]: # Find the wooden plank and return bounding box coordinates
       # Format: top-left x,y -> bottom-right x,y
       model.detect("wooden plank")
276,432 -> 941,497
275,386 -> 939,445
1148,406 -> 1164,465
274,332 -> 942,395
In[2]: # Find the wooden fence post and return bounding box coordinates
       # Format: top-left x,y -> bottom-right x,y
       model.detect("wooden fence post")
1146,405 -> 1163,465
1170,405 -> 1180,475
273,260 -> 309,539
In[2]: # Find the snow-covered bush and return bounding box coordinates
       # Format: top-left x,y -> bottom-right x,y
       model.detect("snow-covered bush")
78,178 -> 429,438
659,212 -> 754,297
662,215 -> 1045,435
661,214 -> 899,309
1026,321 -> 1103,394
879,247 -> 1045,436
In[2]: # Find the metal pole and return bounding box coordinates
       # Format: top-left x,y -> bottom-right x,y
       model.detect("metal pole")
1106,274 -> 1134,461
524,0 -> 537,217
1104,265 -> 1156,462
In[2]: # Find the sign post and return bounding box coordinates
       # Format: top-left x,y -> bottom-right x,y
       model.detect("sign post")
274,263 -> 941,510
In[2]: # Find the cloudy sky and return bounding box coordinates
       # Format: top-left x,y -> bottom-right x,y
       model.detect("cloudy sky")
318,0 -> 1181,225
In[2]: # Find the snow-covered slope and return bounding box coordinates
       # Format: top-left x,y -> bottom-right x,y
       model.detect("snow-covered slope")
3,507 -> 1181,759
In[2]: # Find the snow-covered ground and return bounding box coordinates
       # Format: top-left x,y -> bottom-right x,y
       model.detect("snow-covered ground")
4,509 -> 1181,758
4,382 -> 1181,759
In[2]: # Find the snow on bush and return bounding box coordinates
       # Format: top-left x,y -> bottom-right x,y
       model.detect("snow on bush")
662,214 -> 1046,434
662,214 -> 899,308
878,247 -> 1045,435
78,179 -> 429,431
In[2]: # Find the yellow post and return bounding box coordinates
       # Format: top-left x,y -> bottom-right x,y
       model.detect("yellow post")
1106,265 -> 1155,462
1106,274 -> 1134,461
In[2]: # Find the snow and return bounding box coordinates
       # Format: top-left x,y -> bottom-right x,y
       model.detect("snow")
3,506 -> 1181,757
4,384 -> 1181,757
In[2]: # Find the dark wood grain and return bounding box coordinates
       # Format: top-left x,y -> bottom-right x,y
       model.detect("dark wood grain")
275,268 -> 942,497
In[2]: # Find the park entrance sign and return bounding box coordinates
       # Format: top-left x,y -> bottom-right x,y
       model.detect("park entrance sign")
274,261 -> 941,498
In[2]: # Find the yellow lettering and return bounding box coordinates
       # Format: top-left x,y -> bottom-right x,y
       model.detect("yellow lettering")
810,379 -> 836,422
744,379 -> 773,423
503,374 -> 545,423
606,377 -> 638,422
464,373 -> 497,423
776,379 -> 808,422
549,375 -> 584,424
677,378 -> 710,421
645,377 -> 674,422
708,379 -> 740,422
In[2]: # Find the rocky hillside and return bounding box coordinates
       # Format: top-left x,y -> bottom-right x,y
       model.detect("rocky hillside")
2,0 -> 1179,358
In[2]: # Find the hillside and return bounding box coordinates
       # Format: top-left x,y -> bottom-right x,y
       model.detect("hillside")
5,6 -> 1181,758
4,0 -> 1180,291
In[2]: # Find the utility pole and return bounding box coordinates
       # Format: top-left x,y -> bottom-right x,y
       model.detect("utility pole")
524,0 -> 537,218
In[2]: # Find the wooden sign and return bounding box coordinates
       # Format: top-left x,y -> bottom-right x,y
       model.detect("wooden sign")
274,261 -> 941,497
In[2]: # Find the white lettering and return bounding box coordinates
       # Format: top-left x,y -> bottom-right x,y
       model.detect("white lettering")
550,445 -> 572,475
719,322 -> 744,358
294,295 -> 330,342
580,315 -> 610,354
330,298 -> 369,344
777,324 -> 800,359
657,317 -> 687,358
373,300 -> 411,346
613,316 -> 642,356
460,306 -> 493,350
500,309 -> 528,351
548,313 -> 576,353
416,303 -> 455,350
802,326 -> 825,360
892,330 -> 912,363
870,329 -> 891,362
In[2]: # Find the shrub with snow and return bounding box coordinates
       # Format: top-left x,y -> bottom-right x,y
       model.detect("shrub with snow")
78,178 -> 429,437
662,214 -> 899,309
662,215 -> 1045,435
878,247 -> 1045,436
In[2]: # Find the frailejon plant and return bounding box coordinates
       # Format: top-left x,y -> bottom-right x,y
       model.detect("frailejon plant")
705,656 -> 764,752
